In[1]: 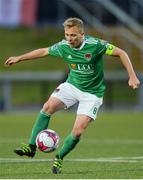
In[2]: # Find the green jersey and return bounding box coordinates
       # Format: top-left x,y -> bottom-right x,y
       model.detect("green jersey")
48,36 -> 108,97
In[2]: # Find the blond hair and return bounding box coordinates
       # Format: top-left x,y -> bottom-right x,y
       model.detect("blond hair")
63,17 -> 84,33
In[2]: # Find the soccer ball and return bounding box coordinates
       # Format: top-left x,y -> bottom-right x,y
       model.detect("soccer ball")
36,129 -> 60,153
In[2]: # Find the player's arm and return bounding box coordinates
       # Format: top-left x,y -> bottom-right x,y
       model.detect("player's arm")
4,48 -> 49,66
105,44 -> 140,89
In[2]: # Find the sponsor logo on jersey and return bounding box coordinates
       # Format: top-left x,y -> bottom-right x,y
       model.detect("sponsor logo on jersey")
71,64 -> 76,69
84,53 -> 92,61
77,64 -> 94,71
70,63 -> 94,74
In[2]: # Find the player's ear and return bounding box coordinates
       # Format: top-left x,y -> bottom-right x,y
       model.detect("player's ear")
81,32 -> 84,37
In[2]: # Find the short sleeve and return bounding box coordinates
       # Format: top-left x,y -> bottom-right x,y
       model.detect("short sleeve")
96,39 -> 108,55
48,42 -> 62,57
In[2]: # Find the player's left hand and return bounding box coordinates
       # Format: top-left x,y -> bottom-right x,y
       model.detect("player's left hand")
128,76 -> 140,89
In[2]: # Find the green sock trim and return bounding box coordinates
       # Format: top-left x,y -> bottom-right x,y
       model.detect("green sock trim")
40,110 -> 51,117
57,133 -> 80,159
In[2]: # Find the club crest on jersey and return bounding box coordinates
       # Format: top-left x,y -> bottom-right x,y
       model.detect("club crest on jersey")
84,53 -> 92,61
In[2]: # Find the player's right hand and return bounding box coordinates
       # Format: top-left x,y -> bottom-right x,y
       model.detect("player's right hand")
4,56 -> 21,66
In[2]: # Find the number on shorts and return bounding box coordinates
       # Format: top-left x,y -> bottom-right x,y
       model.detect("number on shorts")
93,107 -> 97,115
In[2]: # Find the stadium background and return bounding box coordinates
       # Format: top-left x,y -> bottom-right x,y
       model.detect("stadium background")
0,0 -> 143,178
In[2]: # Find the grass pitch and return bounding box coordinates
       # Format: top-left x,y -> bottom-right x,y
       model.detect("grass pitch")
0,111 -> 143,179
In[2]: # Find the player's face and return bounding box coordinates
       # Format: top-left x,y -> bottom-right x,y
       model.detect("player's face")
64,26 -> 84,48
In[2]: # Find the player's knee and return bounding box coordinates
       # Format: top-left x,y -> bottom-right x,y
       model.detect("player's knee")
42,102 -> 56,114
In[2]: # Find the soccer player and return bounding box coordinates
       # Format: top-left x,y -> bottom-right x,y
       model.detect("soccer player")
4,17 -> 140,174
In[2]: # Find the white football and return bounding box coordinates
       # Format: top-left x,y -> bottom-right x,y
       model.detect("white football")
36,129 -> 60,153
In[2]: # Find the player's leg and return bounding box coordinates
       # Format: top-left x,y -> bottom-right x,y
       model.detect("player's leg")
57,115 -> 92,158
29,96 -> 65,146
52,115 -> 92,174
14,96 -> 65,157
14,82 -> 77,158
52,88 -> 103,173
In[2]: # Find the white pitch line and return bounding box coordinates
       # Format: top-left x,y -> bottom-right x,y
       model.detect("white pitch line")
1,157 -> 143,163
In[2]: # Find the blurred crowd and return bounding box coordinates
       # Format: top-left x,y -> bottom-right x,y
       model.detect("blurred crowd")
0,0 -> 142,27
